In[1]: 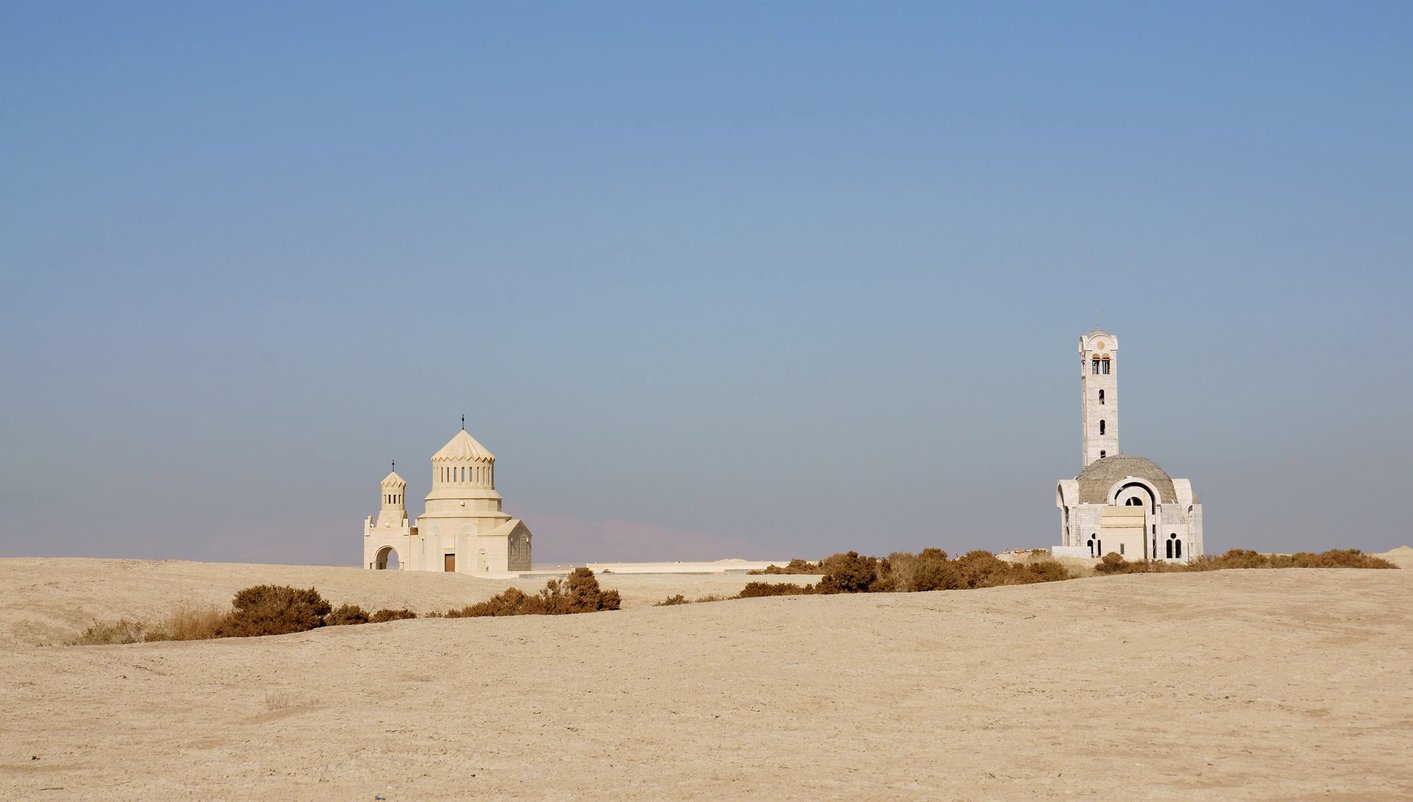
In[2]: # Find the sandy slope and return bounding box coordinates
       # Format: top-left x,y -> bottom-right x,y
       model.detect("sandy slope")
0,558 -> 820,647
2,559 -> 1410,801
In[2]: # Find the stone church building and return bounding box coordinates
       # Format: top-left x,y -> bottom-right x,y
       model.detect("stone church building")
1054,330 -> 1204,562
363,425 -> 533,574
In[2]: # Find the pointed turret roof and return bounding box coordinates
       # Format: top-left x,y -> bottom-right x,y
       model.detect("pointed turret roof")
432,429 -> 496,462
380,471 -> 406,487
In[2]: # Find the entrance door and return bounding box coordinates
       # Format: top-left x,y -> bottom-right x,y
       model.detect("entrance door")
444,554 -> 456,573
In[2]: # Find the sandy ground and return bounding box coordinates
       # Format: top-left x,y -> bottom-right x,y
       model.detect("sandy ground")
2,554 -> 1410,800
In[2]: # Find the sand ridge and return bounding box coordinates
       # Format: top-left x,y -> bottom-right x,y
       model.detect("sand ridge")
2,558 -> 1410,800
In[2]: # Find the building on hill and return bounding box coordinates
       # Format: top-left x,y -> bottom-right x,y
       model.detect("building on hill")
1053,330 -> 1204,562
363,425 -> 533,574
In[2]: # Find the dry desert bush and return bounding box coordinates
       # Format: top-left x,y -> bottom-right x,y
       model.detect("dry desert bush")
142,603 -> 226,642
447,568 -> 621,617
737,581 -> 815,598
1094,548 -> 1397,575
213,585 -> 332,638
370,607 -> 418,622
326,604 -> 372,626
655,594 -> 690,606
68,618 -> 149,645
748,558 -> 822,575
712,549 -> 1073,604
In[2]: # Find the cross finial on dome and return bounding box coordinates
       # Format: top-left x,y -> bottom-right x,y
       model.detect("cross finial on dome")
391,460 -> 395,472
461,413 -> 465,431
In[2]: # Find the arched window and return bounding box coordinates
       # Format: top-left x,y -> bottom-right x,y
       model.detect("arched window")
1098,389 -> 1105,405
1100,356 -> 1111,375
1099,419 -> 1106,435
1174,538 -> 1182,559
1100,450 -> 1106,459
1165,539 -> 1173,559
1125,497 -> 1143,506
1087,538 -> 1095,557
1091,358 -> 1101,375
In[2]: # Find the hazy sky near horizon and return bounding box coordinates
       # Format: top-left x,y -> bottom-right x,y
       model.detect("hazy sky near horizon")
3,2 -> 1411,565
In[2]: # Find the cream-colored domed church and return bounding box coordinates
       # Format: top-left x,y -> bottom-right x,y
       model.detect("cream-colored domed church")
1054,330 -> 1204,562
363,424 -> 532,574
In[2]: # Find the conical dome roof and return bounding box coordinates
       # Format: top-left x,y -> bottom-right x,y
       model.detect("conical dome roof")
380,470 -> 406,487
432,429 -> 496,462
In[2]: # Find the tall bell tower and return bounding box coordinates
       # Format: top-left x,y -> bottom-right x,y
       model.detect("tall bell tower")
1079,329 -> 1118,467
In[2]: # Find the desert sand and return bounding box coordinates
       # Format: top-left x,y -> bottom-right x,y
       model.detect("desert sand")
2,554 -> 1410,800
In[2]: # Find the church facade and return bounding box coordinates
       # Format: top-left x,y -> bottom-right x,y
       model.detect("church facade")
363,426 -> 533,574
1054,330 -> 1204,562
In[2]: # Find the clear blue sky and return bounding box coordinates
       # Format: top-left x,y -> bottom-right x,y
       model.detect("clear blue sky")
3,1 -> 1410,564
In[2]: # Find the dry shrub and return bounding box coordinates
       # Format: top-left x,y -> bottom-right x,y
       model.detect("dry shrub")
214,585 -> 332,638
148,602 -> 225,641
327,604 -> 371,626
1094,548 -> 1397,576
736,581 -> 814,598
448,568 -> 622,618
447,587 -> 533,618
68,619 -> 148,645
693,594 -> 728,603
655,594 -> 690,606
886,548 -> 954,592
819,548 -> 1072,593
370,608 -> 417,622
750,559 -> 822,575
817,551 -> 886,594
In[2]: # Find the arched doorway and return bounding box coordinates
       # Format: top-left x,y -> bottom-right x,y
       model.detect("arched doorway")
375,546 -> 400,570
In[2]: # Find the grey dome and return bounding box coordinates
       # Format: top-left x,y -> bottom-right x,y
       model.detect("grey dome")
1075,454 -> 1176,505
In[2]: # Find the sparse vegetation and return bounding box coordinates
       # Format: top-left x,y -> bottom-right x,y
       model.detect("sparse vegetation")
1093,548 -> 1397,575
213,585 -> 332,638
69,547 -> 1396,639
68,619 -> 149,646
748,559 -> 822,575
446,568 -> 621,617
719,548 -> 1074,603
738,581 -> 815,598
327,604 -> 372,626
370,608 -> 418,623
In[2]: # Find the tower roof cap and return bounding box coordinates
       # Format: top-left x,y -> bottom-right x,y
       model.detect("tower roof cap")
432,429 -> 496,463
380,471 -> 406,487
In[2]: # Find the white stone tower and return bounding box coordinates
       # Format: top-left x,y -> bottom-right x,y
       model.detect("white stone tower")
418,428 -> 512,535
375,469 -> 408,529
1079,329 -> 1118,467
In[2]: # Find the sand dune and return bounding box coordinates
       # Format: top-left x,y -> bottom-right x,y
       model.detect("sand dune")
2,557 -> 1410,800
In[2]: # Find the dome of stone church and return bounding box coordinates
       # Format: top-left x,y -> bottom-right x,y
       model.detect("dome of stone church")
432,429 -> 496,463
1075,454 -> 1176,504
380,470 -> 406,487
